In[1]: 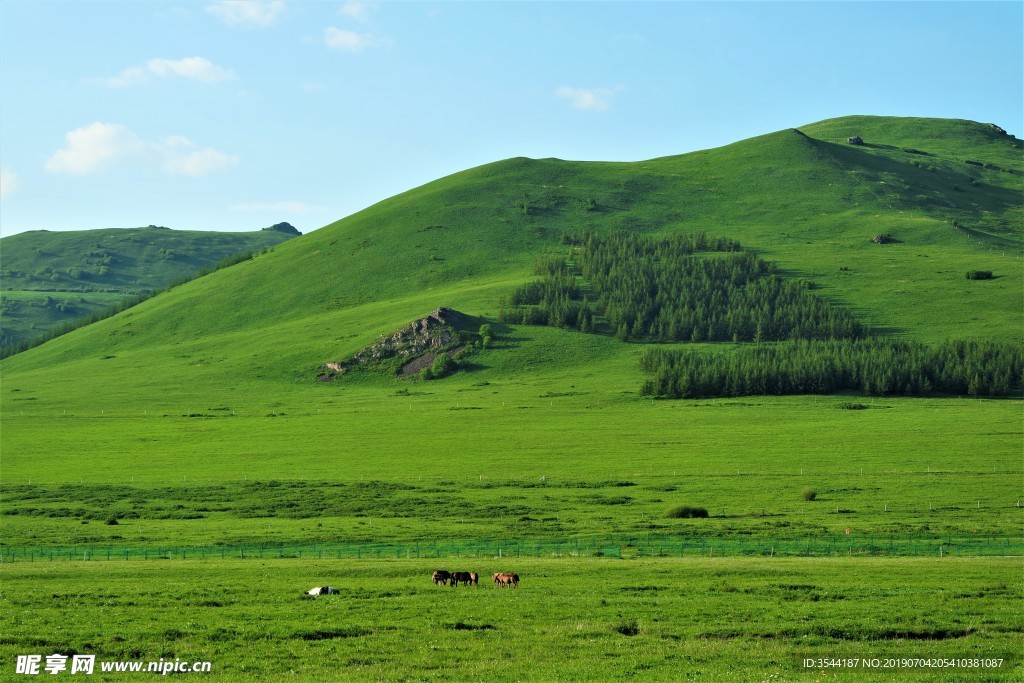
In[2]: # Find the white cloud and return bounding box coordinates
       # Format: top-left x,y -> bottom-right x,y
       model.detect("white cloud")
325,26 -> 375,52
555,86 -> 617,111
92,57 -> 235,87
45,122 -> 237,177
206,0 -> 285,27
231,200 -> 322,214
147,57 -> 235,83
45,123 -> 147,174
0,168 -> 19,200
340,1 -> 371,22
159,136 -> 239,176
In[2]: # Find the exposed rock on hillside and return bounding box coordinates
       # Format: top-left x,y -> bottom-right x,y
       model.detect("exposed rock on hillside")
319,307 -> 471,381
264,222 -> 302,235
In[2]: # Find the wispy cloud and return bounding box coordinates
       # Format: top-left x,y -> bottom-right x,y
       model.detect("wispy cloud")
555,86 -> 618,111
159,135 -> 240,176
324,26 -> 376,52
90,57 -> 236,87
45,122 -> 238,177
206,0 -> 285,27
231,200 -> 323,214
340,1 -> 372,23
0,168 -> 19,200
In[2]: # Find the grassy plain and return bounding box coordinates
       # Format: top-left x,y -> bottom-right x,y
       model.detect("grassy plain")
1,558 -> 1020,681
1,384 -> 1021,548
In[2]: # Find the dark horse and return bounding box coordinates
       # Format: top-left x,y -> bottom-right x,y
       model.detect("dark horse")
451,571 -> 478,587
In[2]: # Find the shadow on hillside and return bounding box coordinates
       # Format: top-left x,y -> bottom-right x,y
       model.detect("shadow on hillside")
866,326 -> 909,337
454,360 -> 488,373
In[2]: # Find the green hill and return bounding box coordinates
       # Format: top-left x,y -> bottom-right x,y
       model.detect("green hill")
0,224 -> 300,348
3,116 -> 1020,372
0,114 -> 1020,472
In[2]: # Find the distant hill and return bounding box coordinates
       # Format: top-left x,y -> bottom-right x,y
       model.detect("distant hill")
1,116 -> 1020,393
0,224 -> 300,348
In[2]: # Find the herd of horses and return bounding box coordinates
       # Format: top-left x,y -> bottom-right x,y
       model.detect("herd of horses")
432,570 -> 520,588
305,571 -> 521,596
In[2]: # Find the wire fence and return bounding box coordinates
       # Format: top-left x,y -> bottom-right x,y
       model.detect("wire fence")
1,536 -> 1021,563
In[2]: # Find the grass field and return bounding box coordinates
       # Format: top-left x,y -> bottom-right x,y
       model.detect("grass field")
1,387 -> 1021,548
1,558 -> 1020,681
1,116 -> 1021,680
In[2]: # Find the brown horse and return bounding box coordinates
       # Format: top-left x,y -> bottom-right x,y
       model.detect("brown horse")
492,572 -> 516,588
432,570 -> 452,586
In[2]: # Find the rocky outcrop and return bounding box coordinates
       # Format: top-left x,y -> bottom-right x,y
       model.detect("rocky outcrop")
263,222 -> 302,235
353,307 -> 463,363
319,307 -> 469,380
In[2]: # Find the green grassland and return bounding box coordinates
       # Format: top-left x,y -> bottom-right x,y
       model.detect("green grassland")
0,225 -> 298,347
0,116 -> 1021,680
1,558 -> 1020,681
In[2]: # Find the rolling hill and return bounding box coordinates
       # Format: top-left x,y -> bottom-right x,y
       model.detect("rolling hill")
0,115 -> 1020,489
2,116 -> 1020,378
0,223 -> 300,349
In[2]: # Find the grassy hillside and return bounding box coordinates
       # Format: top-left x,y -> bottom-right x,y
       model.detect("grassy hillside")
0,224 -> 299,347
2,117 -> 1021,376
1,115 -> 1021,495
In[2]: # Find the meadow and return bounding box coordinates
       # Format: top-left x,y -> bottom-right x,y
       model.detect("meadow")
1,557 -> 1020,681
1,116 -> 1021,680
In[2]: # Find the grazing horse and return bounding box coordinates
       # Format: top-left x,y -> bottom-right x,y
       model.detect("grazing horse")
492,572 -> 516,588
451,571 -> 475,587
469,572 -> 479,586
306,586 -> 337,595
432,570 -> 452,586
509,573 -> 520,588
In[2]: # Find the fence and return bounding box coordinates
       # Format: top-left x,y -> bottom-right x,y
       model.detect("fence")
1,536 -> 1021,563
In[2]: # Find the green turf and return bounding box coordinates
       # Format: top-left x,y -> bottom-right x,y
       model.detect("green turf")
1,558 -> 1019,681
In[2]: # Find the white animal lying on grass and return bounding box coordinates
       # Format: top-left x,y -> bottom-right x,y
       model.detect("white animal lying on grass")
306,586 -> 338,595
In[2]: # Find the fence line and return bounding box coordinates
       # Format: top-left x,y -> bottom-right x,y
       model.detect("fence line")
1,536 -> 1021,563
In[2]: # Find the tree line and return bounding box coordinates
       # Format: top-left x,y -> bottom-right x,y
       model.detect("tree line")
501,232 -> 864,342
639,339 -> 1023,398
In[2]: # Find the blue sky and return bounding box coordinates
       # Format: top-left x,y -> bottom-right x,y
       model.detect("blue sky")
1,1 -> 1021,237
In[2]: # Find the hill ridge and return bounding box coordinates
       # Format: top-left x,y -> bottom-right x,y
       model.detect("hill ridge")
1,115 -> 1020,387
